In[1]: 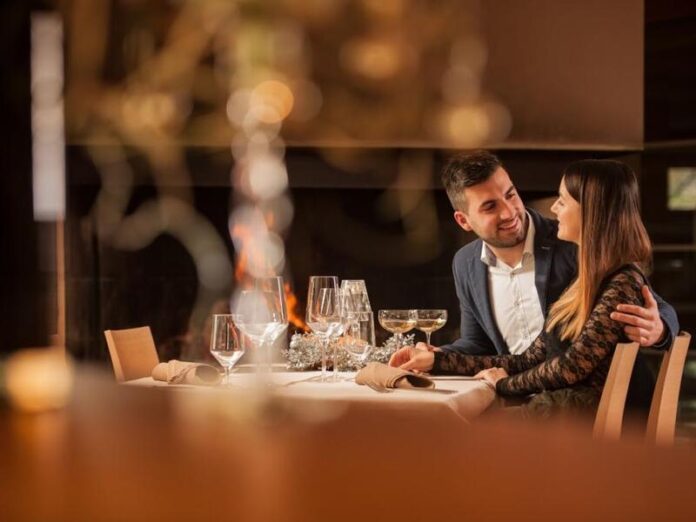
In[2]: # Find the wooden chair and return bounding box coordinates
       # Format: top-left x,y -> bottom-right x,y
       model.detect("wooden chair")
104,326 -> 160,382
593,341 -> 640,441
646,332 -> 692,446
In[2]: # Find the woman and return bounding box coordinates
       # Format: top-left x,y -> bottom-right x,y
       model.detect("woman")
394,159 -> 653,417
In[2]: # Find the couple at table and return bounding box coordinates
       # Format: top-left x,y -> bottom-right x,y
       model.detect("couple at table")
389,151 -> 679,418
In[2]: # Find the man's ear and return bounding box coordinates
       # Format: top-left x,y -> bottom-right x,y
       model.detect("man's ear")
454,210 -> 473,232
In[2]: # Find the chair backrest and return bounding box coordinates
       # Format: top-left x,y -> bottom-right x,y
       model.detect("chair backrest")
593,341 -> 640,441
104,326 -> 160,382
646,332 -> 692,446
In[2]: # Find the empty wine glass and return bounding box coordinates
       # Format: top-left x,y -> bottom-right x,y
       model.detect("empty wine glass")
341,310 -> 373,370
306,276 -> 343,382
209,314 -> 245,386
340,280 -> 372,313
340,282 -> 374,371
378,309 -> 417,350
415,309 -> 448,346
232,276 -> 288,379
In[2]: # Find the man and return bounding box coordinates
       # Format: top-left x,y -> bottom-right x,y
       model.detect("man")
390,151 -> 679,408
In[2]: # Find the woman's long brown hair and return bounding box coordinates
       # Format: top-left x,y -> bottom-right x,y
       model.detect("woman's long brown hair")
546,160 -> 652,341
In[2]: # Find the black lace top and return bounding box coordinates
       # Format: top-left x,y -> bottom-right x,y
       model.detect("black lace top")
433,265 -> 646,397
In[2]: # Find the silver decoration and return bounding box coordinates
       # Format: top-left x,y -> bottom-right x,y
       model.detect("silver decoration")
282,333 -> 416,371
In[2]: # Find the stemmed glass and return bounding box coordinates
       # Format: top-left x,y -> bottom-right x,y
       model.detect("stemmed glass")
340,280 -> 374,371
210,314 -> 245,386
306,276 -> 344,382
378,309 -> 417,350
340,311 -> 373,370
340,281 -> 375,342
232,276 -> 288,381
415,309 -> 448,346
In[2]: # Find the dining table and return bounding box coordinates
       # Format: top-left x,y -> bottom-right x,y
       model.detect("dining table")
124,369 -> 498,425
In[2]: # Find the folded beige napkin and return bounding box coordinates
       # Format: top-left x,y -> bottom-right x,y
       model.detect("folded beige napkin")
151,360 -> 222,386
355,362 -> 435,390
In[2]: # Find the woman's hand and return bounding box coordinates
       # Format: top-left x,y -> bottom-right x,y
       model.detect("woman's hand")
473,367 -> 508,389
388,346 -> 435,373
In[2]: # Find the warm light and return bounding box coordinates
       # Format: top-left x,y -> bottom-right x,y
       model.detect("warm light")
360,0 -> 406,19
246,152 -> 289,200
340,37 -> 405,80
436,101 -> 511,146
440,104 -> 491,146
250,80 -> 295,124
121,92 -> 177,131
229,206 -> 287,280
5,348 -> 74,413
284,282 -> 308,331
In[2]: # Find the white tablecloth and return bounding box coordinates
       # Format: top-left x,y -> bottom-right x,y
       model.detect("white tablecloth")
125,371 -> 496,423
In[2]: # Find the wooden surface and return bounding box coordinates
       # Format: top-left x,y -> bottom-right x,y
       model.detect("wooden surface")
647,332 -> 692,445
104,326 -> 160,382
2,368 -> 696,522
593,341 -> 640,441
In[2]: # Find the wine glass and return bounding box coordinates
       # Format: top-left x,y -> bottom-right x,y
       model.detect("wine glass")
378,309 -> 417,350
306,276 -> 343,382
232,276 -> 288,378
340,280 -> 372,314
415,309 -> 448,346
209,314 -> 245,386
341,310 -> 373,370
340,281 -> 374,371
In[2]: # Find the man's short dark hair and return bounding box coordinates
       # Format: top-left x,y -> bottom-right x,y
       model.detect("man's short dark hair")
441,150 -> 503,211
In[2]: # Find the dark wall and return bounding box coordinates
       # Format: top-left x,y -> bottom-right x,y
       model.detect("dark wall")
64,146 -> 630,363
0,1 -> 50,353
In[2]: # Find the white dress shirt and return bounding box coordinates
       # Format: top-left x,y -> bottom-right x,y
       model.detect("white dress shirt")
481,214 -> 544,355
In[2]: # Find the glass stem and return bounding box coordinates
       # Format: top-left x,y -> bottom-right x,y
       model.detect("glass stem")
426,331 -> 432,347
395,332 -> 402,351
332,338 -> 338,382
321,337 -> 328,381
267,339 -> 273,376
224,366 -> 230,387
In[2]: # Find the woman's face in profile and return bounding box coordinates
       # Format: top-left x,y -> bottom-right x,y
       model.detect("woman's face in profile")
551,177 -> 581,244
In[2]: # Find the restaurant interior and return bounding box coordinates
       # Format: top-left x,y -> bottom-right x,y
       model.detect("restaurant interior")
2,1 -> 696,520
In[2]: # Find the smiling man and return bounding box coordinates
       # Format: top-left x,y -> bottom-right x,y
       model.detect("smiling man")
390,150 -> 679,409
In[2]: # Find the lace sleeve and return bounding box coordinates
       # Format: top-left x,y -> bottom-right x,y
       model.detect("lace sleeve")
496,268 -> 644,396
432,332 -> 547,375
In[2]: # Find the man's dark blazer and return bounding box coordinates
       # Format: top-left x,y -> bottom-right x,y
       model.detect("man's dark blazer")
441,208 -> 680,410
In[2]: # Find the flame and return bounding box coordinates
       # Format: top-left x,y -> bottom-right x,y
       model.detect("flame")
230,221 -> 306,331
284,282 -> 308,331
230,222 -> 260,284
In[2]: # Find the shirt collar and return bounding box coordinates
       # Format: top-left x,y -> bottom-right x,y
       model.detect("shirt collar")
480,211 -> 535,267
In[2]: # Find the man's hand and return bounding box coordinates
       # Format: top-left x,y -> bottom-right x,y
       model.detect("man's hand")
473,367 -> 508,389
610,285 -> 665,347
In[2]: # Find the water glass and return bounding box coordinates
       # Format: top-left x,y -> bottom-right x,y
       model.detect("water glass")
306,276 -> 343,381
210,314 -> 245,385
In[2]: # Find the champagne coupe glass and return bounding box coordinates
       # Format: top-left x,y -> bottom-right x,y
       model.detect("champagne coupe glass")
378,309 -> 417,350
306,276 -> 343,382
232,276 -> 288,378
209,314 -> 245,386
415,309 -> 448,346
